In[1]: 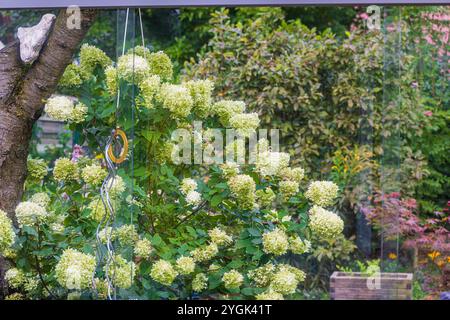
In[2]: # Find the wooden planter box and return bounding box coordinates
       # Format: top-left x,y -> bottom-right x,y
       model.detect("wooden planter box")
330,271 -> 413,300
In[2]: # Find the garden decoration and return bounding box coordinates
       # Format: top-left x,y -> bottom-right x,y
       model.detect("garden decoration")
94,8 -> 139,300
107,128 -> 129,165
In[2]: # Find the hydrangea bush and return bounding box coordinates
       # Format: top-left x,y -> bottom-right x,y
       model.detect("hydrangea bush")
0,44 -> 347,300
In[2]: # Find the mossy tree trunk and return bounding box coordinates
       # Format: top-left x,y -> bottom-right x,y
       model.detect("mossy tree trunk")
0,9 -> 96,298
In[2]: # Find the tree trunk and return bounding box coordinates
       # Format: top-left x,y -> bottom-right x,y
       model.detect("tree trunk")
0,9 -> 96,298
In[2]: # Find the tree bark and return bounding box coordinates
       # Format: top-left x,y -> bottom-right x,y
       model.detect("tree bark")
0,9 -> 96,298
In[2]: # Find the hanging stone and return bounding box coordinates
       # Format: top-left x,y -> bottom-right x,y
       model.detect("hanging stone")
17,13 -> 56,64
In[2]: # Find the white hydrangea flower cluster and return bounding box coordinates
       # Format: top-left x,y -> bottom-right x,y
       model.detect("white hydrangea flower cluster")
3,248 -> 16,259
44,96 -> 74,121
0,210 -> 15,255
229,113 -> 260,137
208,227 -> 233,246
5,293 -> 24,300
93,278 -> 109,300
97,227 -> 116,244
255,151 -> 290,177
227,174 -> 256,210
71,103 -> 88,123
279,167 -> 305,183
23,275 -> 39,293
150,260 -> 178,286
220,163 -> 240,179
263,209 -> 280,223
305,181 -> 339,207
308,205 -> 344,239
30,192 -> 50,208
222,270 -> 244,289
50,222 -> 65,234
117,53 -> 150,83
175,256 -> 196,275
55,248 -> 96,290
108,175 -> 126,198
185,79 -> 214,118
147,51 -> 173,81
289,235 -> 311,255
129,45 -> 151,58
138,75 -> 161,109
45,96 -> 87,123
15,201 -> 48,227
278,264 -> 306,283
88,198 -> 109,222
180,178 -> 198,194
134,238 -> 153,259
192,273 -> 208,292
180,178 -> 202,206
213,100 -> 246,126
5,268 -> 25,289
255,290 -> 284,300
27,157 -> 48,182
224,139 -> 246,162
269,267 -> 298,295
247,263 -> 275,287
116,224 -> 139,246
262,228 -> 289,256
105,65 -> 118,96
79,43 -> 112,77
158,83 -> 193,119
107,255 -> 136,289
59,63 -> 83,87
185,191 -> 202,206
53,158 -> 79,182
279,180 -> 300,201
255,187 -> 276,208
190,243 -> 219,262
81,163 -> 107,186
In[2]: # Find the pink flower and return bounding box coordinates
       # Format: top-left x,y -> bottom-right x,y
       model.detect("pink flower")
359,13 -> 369,20
404,198 -> 417,209
424,110 -> 433,117
425,34 -> 435,45
61,192 -> 70,201
386,24 -> 396,32
442,31 -> 449,44
71,144 -> 84,162
389,192 -> 401,199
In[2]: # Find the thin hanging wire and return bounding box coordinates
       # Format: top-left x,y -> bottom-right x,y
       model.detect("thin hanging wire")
126,7 -> 145,290
92,8 -> 130,301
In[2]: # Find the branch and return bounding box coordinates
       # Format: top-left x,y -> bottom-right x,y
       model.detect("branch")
174,201 -> 208,229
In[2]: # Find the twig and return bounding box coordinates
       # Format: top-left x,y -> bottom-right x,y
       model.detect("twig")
174,201 -> 207,229
34,255 -> 57,299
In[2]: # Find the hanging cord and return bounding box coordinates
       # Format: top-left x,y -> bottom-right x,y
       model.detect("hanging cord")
92,8 -> 146,300
92,8 -> 130,301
